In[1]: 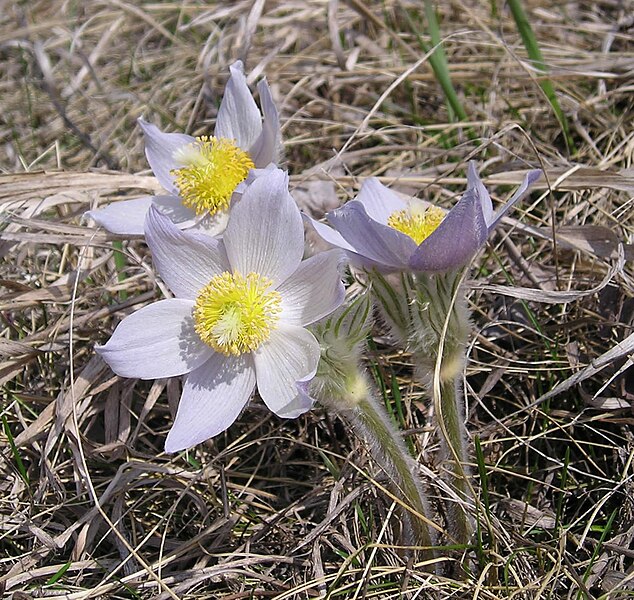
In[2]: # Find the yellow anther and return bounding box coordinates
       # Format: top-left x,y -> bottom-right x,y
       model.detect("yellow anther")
193,272 -> 281,356
172,136 -> 254,216
387,205 -> 445,245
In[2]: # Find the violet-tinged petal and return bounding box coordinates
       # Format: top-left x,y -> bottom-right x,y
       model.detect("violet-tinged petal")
355,177 -> 408,225
223,168 -> 303,286
277,249 -> 345,326
145,204 -> 230,299
303,214 -> 356,252
85,196 -> 153,235
249,78 -> 281,167
253,324 -> 320,417
138,118 -> 194,195
164,353 -> 256,452
214,60 -> 262,151
303,214 -> 389,269
488,169 -> 542,227
467,161 -> 494,226
327,201 -> 417,271
408,186 -> 488,272
96,298 -> 213,379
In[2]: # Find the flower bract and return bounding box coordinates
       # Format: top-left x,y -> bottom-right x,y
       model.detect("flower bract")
96,169 -> 345,452
86,60 -> 281,236
306,162 -> 541,272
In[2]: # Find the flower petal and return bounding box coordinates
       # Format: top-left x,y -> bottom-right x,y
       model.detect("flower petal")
184,208 -> 230,237
253,324 -> 319,417
223,168 -> 303,285
151,195 -> 198,229
97,298 -> 212,379
214,60 -> 262,151
234,163 -> 278,195
138,119 -> 195,195
164,353 -> 256,452
489,168 -> 542,227
355,178 -> 407,225
145,204 -> 230,299
466,161 -> 494,226
277,249 -> 345,326
86,196 -> 201,235
249,78 -> 281,167
326,201 -> 416,271
276,378 -> 317,419
85,196 -> 153,235
408,186 -> 488,272
303,213 -> 356,252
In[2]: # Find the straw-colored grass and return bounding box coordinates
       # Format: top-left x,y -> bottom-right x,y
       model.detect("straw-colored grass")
1,1 -> 633,597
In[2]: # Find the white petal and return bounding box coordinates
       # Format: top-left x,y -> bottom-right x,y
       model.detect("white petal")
97,299 -> 212,379
356,178 -> 407,225
165,353 -> 256,452
223,168 -> 303,285
276,379 -> 317,419
184,208 -> 230,237
253,324 -> 319,416
145,204 -> 230,299
234,163 -> 278,195
138,119 -> 195,194
278,249 -> 345,326
85,196 -> 153,235
151,196 -> 198,229
249,78 -> 281,167
214,61 -> 262,150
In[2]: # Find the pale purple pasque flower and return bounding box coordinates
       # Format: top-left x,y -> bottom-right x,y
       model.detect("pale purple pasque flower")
307,162 -> 541,272
86,60 -> 280,236
97,169 -> 344,452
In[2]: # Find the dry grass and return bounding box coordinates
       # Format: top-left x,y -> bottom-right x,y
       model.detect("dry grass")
1,0 -> 633,598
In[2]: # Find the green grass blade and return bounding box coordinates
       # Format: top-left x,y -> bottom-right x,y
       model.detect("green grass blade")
112,240 -> 128,301
423,0 -> 458,122
46,561 -> 72,585
400,4 -> 469,124
507,0 -> 575,153
2,414 -> 29,486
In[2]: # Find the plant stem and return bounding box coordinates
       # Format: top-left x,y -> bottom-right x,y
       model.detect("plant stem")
410,270 -> 474,545
436,373 -> 473,545
329,373 -> 437,563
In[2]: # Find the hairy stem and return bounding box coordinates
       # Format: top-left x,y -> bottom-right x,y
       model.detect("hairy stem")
329,374 -> 437,563
410,270 -> 474,545
437,372 -> 473,545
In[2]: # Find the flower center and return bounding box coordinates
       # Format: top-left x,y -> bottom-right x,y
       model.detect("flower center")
171,136 -> 255,216
193,271 -> 281,356
387,204 -> 445,245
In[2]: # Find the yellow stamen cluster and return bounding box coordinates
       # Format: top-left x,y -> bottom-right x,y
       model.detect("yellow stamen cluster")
193,271 -> 281,356
172,136 -> 255,216
387,205 -> 445,245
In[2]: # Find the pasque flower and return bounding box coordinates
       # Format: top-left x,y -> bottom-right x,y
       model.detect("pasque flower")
87,60 -> 280,235
97,169 -> 344,452
307,162 -> 541,272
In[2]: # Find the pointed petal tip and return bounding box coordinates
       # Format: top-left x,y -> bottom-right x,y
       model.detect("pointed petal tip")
526,169 -> 543,184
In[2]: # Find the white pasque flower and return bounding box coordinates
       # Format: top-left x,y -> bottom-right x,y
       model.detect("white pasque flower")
86,60 -> 281,236
96,169 -> 345,452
